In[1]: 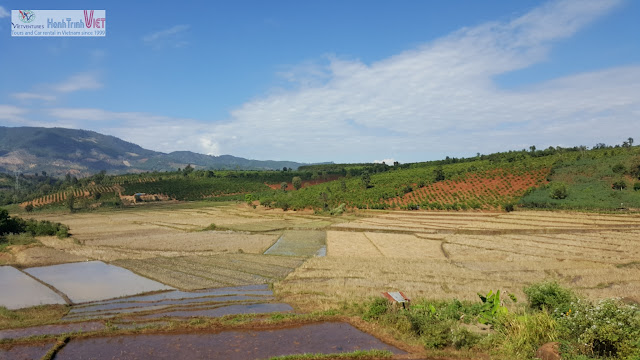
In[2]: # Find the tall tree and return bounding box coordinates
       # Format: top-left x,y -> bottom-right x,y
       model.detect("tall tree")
292,177 -> 302,190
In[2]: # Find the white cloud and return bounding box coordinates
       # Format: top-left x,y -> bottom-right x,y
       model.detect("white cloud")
17,0 -> 640,164
54,73 -> 103,93
142,25 -> 189,48
11,93 -> 56,102
10,72 -> 102,103
47,108 -> 217,155
0,105 -> 27,123
193,0 -> 636,162
374,159 -> 396,165
0,6 -> 9,18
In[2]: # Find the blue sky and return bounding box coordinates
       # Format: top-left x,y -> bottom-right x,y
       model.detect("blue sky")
0,0 -> 639,164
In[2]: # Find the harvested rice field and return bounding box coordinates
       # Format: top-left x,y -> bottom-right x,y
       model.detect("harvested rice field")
12,204 -> 640,313
278,210 -> 640,310
113,254 -> 305,290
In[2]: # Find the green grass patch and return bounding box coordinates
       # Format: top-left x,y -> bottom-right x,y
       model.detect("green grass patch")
0,233 -> 39,252
0,305 -> 69,330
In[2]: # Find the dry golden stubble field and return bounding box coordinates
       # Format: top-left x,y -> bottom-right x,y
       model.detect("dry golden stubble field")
332,210 -> 640,232
10,204 -> 344,289
13,204 -> 640,311
277,211 -> 640,311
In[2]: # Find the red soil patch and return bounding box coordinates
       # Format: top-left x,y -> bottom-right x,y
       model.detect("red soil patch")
387,168 -> 549,210
266,175 -> 340,191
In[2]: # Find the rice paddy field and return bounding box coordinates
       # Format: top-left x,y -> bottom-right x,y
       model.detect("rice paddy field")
277,210 -> 640,311
10,203 -> 640,314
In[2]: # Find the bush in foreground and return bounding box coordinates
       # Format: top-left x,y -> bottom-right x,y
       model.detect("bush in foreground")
356,282 -> 640,359
524,281 -> 577,316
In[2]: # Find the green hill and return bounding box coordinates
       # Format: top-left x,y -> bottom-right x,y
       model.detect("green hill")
7,137 -> 640,213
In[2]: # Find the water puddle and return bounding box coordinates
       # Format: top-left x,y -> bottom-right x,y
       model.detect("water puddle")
0,341 -> 55,360
0,266 -> 67,309
138,303 -> 293,319
24,261 -> 173,303
0,322 -> 104,340
315,245 -> 327,257
55,322 -> 404,359
263,235 -> 285,254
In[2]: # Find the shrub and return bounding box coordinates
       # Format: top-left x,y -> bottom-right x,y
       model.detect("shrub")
549,183 -> 568,199
0,233 -> 38,249
362,297 -> 389,320
559,298 -> 640,358
634,182 -> 640,191
419,318 -> 455,349
451,327 -> 481,349
612,163 -> 626,174
504,203 -> 515,212
523,281 -> 576,316
24,204 -> 34,212
612,180 -> 627,190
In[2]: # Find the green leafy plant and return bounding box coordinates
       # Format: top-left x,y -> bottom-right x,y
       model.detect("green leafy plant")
549,182 -> 568,199
362,297 -> 388,320
523,281 -> 576,317
477,290 -> 508,325
559,298 -> 640,358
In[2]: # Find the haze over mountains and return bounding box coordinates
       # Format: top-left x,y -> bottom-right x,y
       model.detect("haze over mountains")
0,126 -> 307,176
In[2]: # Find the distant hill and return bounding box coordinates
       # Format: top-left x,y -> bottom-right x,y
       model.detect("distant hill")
0,126 -> 308,176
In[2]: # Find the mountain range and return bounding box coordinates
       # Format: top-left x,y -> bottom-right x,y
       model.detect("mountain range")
0,126 -> 308,176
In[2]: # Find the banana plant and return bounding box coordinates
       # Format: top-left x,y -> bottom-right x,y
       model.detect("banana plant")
477,290 -> 508,325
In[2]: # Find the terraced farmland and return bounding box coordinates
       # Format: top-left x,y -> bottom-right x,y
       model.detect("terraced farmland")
114,254 -> 305,290
15,203 -> 640,315
387,168 -> 549,210
277,210 -> 640,311
21,185 -> 123,208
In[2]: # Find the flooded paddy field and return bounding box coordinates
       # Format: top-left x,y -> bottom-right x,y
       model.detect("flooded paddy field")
0,266 -> 66,309
0,341 -> 56,360
24,261 -> 173,304
63,284 -> 289,321
54,322 -> 404,360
